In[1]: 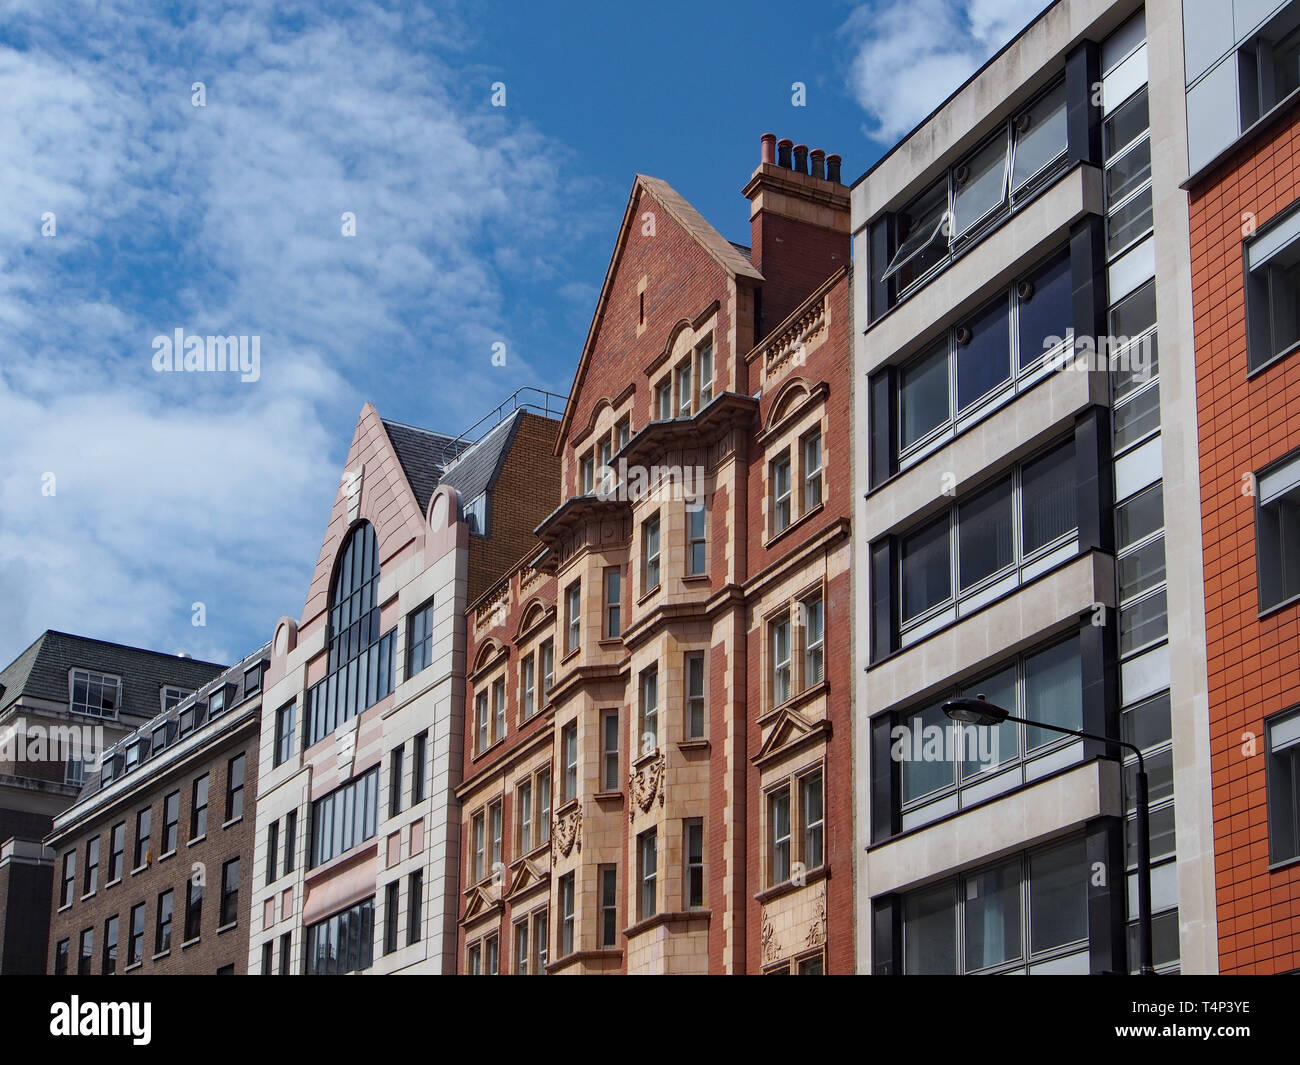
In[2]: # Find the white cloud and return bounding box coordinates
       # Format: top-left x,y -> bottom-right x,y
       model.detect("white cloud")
0,1 -> 595,665
842,0 -> 1044,143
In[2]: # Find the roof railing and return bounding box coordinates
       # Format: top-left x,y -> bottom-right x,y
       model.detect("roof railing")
450,386 -> 567,448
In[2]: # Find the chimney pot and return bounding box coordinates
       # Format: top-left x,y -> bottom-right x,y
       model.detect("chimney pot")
760,133 -> 777,165
826,154 -> 843,184
793,144 -> 809,175
777,138 -> 793,169
810,149 -> 826,180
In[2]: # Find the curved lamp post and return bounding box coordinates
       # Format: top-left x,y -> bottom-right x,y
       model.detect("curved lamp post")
941,694 -> 1155,976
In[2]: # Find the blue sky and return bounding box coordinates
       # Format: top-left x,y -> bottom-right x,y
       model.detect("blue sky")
0,0 -> 1036,667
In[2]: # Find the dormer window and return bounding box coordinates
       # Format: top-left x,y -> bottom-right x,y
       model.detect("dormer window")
69,670 -> 121,719
464,493 -> 489,536
243,662 -> 264,697
208,686 -> 226,718
161,686 -> 191,713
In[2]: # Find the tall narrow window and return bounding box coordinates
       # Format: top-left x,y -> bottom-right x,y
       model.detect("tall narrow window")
220,858 -> 240,926
108,823 -> 124,883
581,453 -> 595,495
538,770 -> 552,846
406,600 -> 434,678
102,915 -> 118,974
640,667 -> 659,751
803,597 -> 824,688
643,515 -> 661,590
559,873 -> 576,956
677,359 -> 693,416
562,722 -> 578,802
600,866 -> 618,947
604,567 -> 622,638
162,791 -> 179,853
384,881 -> 400,955
769,786 -> 791,885
566,583 -> 581,653
1257,450 -> 1300,610
128,903 -> 145,966
274,702 -> 296,767
803,430 -> 823,511
698,338 -> 714,404
156,889 -> 173,954
78,928 -> 93,975
656,381 -> 672,421
490,801 -> 503,871
226,753 -> 246,822
1267,707 -> 1300,863
685,818 -> 705,908
134,807 -> 151,869
83,836 -> 99,895
540,640 -> 555,705
513,919 -> 529,974
687,504 -> 707,575
801,772 -> 824,870
389,745 -> 405,817
533,911 -> 548,973
412,731 -> 427,803
475,690 -> 489,753
185,878 -> 203,942
685,653 -> 706,740
280,932 -> 292,975
407,869 -> 423,946
492,677 -> 506,744
771,617 -> 791,707
60,851 -> 75,908
266,821 -> 279,887
472,811 -> 486,884
518,779 -> 533,854
617,417 -> 631,449
601,709 -> 620,792
283,810 -> 297,876
638,829 -> 657,919
771,453 -> 792,533
521,655 -> 536,720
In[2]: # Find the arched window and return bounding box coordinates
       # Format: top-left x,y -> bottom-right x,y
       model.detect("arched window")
307,522 -> 396,745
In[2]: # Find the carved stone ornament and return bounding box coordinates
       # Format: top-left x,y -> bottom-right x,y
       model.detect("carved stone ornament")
761,911 -> 780,965
805,883 -> 827,948
628,752 -> 666,822
551,804 -> 582,864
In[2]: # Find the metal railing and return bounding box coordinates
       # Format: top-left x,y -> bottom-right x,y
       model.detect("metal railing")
450,386 -> 567,448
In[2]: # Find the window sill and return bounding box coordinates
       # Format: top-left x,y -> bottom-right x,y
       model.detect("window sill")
1246,339 -> 1300,379
152,950 -> 170,962
636,585 -> 662,607
157,849 -> 176,863
681,573 -> 710,584
597,637 -> 623,648
761,680 -> 829,724
123,961 -> 143,973
677,739 -> 709,752
561,646 -> 581,666
105,878 -> 122,890
556,797 -> 580,817
187,835 -> 206,847
1258,592 -> 1300,621
80,891 -> 96,902
181,936 -> 201,951
623,910 -> 710,938
472,736 -> 506,762
632,748 -> 661,770
754,864 -> 829,905
764,502 -> 825,551
221,816 -> 242,831
593,790 -> 623,803
217,921 -> 238,936
1267,851 -> 1300,873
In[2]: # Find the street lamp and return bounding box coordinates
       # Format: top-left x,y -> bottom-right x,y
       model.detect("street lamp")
941,694 -> 1156,975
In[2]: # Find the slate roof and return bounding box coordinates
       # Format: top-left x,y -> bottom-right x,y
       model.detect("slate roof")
0,631 -> 226,721
381,419 -> 472,515
439,410 -> 525,504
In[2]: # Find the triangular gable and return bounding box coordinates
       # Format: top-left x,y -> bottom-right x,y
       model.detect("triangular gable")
753,706 -> 832,767
462,882 -> 503,926
505,856 -> 550,901
300,403 -> 428,628
556,175 -> 764,448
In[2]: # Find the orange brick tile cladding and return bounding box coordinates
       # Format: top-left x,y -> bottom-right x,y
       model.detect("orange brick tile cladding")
1189,107 -> 1300,975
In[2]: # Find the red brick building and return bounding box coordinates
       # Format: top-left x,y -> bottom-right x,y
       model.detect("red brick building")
455,137 -> 854,973
1189,97 -> 1300,974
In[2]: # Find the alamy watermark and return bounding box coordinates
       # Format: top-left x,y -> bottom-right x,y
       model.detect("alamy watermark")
0,717 -> 103,766
890,719 -> 1000,768
593,459 -> 705,510
151,328 -> 261,382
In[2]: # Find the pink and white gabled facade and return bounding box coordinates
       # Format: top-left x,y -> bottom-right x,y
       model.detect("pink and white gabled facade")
247,399 -> 559,974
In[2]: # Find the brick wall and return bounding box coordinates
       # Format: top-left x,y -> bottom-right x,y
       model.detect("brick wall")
1190,106 -> 1300,975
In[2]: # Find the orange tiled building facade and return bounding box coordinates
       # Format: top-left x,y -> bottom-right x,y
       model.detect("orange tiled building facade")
455,139 -> 854,974
1189,101 -> 1300,975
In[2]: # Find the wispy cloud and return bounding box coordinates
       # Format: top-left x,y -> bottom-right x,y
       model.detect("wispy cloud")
0,1 -> 599,664
841,0 -> 1043,143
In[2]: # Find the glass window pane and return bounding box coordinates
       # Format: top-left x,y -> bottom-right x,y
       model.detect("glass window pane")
958,478 -> 1014,589
1109,279 -> 1157,340
1106,136 -> 1151,204
1120,588 -> 1167,654
951,136 -> 1009,236
1114,381 -> 1161,449
900,516 -> 951,622
884,181 -> 949,285
900,702 -> 956,802
1119,534 -> 1166,601
1112,332 -> 1159,402
1011,81 -> 1067,191
904,884 -> 957,974
1024,637 -> 1082,751
899,343 -> 949,450
1021,441 -> 1077,553
1121,692 -> 1172,752
1030,839 -> 1088,953
960,666 -> 1018,778
956,297 -> 1011,411
1116,483 -> 1164,549
1017,248 -> 1072,369
1103,87 -> 1149,158
1108,186 -> 1153,255
964,861 -> 1022,970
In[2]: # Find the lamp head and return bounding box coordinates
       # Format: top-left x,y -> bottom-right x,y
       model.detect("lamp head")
942,695 -> 1010,727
